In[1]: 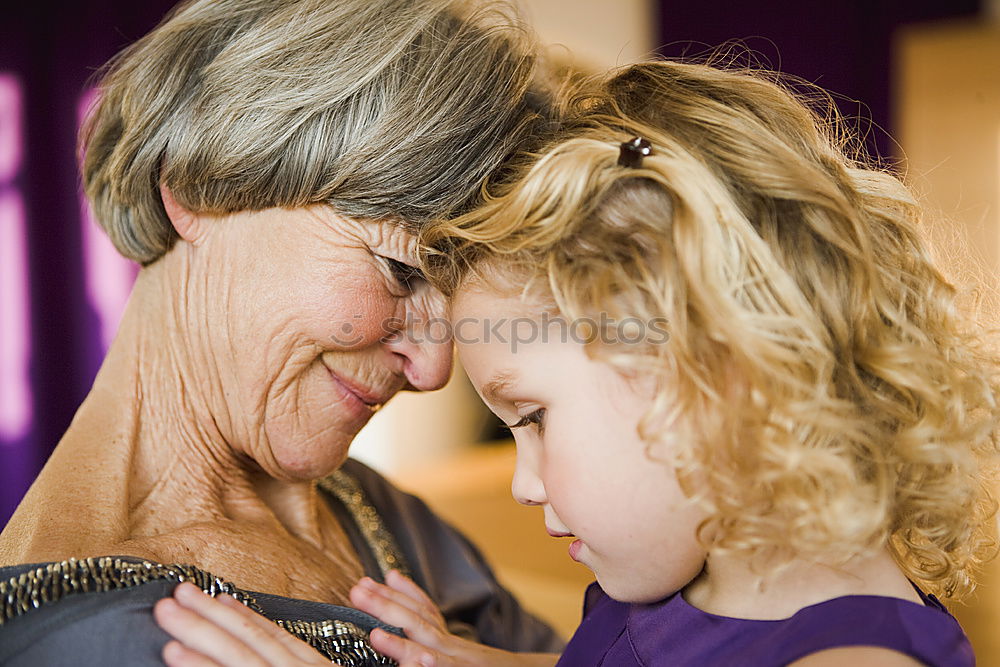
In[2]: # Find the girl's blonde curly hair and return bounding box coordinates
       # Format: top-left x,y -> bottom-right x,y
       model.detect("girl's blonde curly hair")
424,60 -> 1000,599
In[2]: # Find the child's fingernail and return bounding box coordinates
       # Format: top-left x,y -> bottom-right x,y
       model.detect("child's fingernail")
174,582 -> 203,603
157,598 -> 179,614
163,640 -> 185,660
218,593 -> 242,607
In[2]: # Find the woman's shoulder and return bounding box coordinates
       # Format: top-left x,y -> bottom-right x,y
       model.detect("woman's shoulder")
0,556 -> 394,666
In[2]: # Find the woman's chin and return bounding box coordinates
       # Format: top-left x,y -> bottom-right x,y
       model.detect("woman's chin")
260,404 -> 371,480
264,433 -> 355,481
291,452 -> 352,481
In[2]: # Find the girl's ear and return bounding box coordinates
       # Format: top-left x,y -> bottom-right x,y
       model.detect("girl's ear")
159,183 -> 201,243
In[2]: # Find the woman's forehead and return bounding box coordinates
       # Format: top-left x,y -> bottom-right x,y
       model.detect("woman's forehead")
304,208 -> 420,256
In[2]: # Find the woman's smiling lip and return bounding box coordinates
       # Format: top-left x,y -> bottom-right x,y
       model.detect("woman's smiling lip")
326,369 -> 391,413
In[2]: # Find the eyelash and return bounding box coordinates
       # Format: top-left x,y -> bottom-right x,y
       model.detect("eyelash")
508,408 -> 546,433
381,257 -> 424,293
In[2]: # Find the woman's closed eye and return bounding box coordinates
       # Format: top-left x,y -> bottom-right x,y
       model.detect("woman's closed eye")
380,256 -> 425,294
508,408 -> 546,433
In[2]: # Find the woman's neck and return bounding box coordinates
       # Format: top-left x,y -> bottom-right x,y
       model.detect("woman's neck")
681,546 -> 924,620
0,260 -> 327,563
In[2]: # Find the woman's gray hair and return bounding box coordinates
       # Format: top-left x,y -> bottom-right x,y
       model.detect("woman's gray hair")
81,0 -> 551,265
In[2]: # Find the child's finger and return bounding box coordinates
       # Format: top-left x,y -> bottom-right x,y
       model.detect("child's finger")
352,578 -> 424,619
368,627 -> 440,667
162,639 -> 224,667
355,576 -> 446,630
209,591 -> 331,663
385,570 -> 447,621
154,597 -> 270,667
158,583 -> 327,665
178,584 -> 311,660
350,584 -> 446,649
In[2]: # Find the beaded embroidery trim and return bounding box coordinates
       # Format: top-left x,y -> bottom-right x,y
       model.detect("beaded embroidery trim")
319,470 -> 411,579
277,619 -> 394,666
0,556 -> 395,665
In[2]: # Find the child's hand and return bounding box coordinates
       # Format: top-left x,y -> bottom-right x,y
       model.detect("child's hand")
154,582 -> 330,666
350,570 -> 558,667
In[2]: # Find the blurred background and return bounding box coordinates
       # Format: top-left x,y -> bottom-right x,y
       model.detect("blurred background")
2,0 -> 998,656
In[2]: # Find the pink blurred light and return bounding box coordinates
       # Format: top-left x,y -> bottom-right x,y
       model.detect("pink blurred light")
0,192 -> 32,441
0,73 -> 30,442
0,74 -> 21,183
78,88 -> 139,351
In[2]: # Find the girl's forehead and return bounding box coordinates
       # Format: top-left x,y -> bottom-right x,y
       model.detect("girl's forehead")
450,279 -> 547,317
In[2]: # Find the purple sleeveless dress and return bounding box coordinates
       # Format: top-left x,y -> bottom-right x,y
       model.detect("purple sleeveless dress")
556,582 -> 974,666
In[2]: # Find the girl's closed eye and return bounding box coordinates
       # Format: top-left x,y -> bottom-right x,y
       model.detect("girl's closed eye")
509,408 -> 546,433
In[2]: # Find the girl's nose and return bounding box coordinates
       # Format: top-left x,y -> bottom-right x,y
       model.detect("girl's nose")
511,444 -> 546,506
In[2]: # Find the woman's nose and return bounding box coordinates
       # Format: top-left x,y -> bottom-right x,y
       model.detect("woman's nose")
511,445 -> 546,506
382,314 -> 454,391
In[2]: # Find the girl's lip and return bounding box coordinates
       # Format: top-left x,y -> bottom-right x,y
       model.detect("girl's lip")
568,539 -> 583,562
546,528 -> 575,538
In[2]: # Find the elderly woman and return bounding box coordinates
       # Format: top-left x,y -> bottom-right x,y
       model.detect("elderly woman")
0,0 -> 562,664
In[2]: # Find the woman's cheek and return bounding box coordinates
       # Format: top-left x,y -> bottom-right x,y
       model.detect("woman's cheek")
327,289 -> 402,350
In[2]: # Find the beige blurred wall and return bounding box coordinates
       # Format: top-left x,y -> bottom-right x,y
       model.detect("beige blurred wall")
896,19 -> 1000,275
519,0 -> 656,69
895,15 -> 1000,663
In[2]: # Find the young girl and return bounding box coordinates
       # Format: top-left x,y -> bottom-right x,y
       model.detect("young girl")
154,61 -> 1000,666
